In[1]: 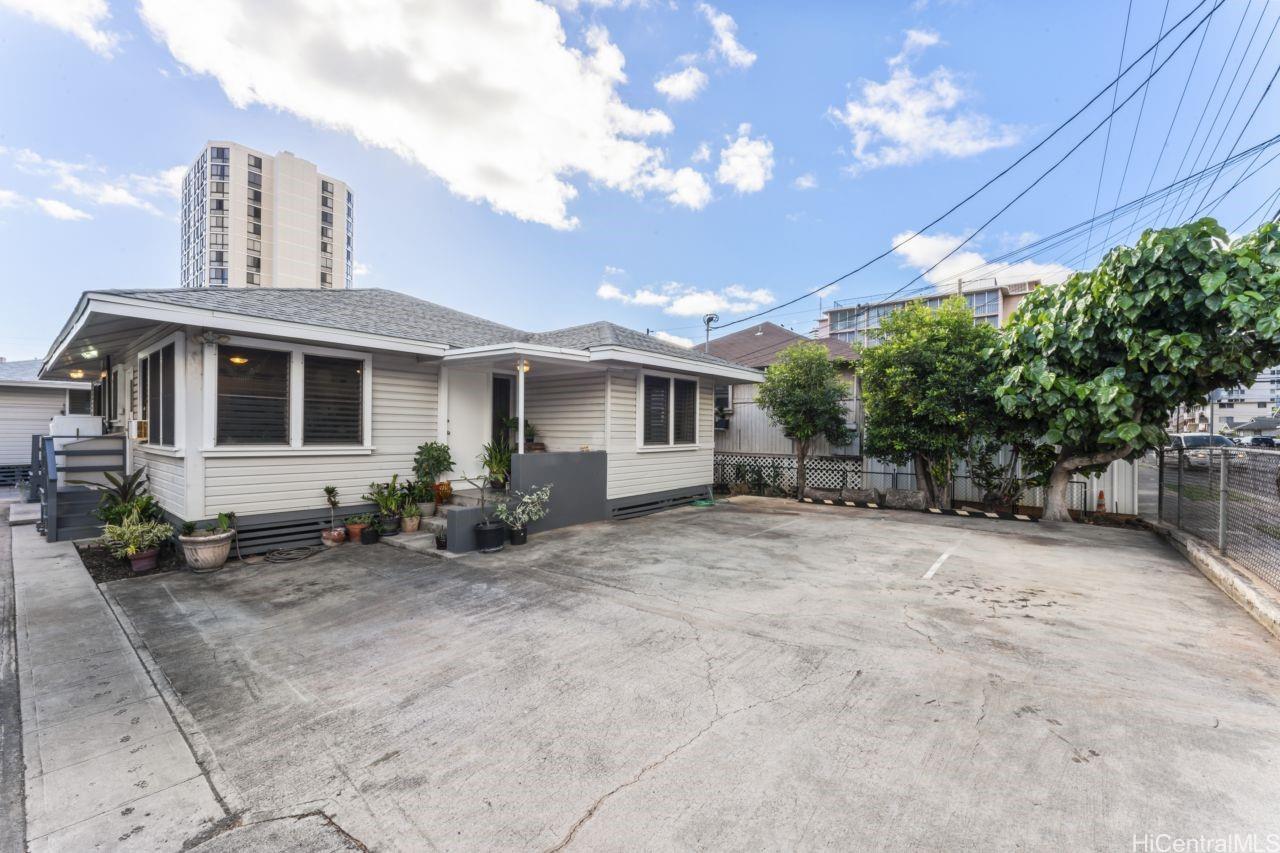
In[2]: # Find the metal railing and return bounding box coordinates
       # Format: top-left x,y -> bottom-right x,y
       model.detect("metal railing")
1158,447 -> 1280,592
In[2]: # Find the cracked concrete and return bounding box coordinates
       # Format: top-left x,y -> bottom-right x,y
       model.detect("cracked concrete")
97,497 -> 1280,850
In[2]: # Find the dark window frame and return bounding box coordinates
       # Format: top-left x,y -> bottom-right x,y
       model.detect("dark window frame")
641,374 -> 699,447
215,344 -> 291,446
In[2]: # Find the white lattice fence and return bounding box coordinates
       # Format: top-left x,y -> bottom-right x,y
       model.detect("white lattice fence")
714,452 -> 862,493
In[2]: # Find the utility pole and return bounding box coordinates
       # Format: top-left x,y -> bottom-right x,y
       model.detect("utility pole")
702,313 -> 719,352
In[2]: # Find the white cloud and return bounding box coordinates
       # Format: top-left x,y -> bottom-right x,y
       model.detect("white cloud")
13,149 -> 179,216
652,330 -> 694,348
0,0 -> 121,57
353,261 -> 372,277
716,123 -> 773,193
603,264 -> 625,276
829,30 -> 1020,172
698,3 -> 755,69
654,66 -> 708,102
792,172 -> 817,190
139,1 -> 710,230
597,280 -> 775,316
656,166 -> 712,209
691,142 -> 711,163
892,229 -> 1072,289
36,198 -> 92,221
0,188 -> 23,208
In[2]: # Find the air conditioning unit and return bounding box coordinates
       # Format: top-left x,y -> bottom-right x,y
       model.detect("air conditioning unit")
129,419 -> 148,441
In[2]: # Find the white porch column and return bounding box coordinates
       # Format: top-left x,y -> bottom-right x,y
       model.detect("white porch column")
517,358 -> 526,454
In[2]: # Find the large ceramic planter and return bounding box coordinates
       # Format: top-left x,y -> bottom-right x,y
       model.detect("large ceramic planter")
129,547 -> 160,573
380,514 -> 401,536
179,530 -> 234,573
402,515 -> 421,534
417,501 -> 436,519
474,520 -> 505,553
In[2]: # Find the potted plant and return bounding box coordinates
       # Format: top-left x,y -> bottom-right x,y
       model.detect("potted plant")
321,486 -> 346,546
434,480 -> 453,505
178,512 -> 236,572
413,441 -> 455,515
479,440 -> 511,490
345,512 -> 375,543
494,484 -> 553,545
463,458 -> 506,553
363,475 -> 402,535
400,489 -> 422,533
435,532 -> 448,550
103,509 -> 174,573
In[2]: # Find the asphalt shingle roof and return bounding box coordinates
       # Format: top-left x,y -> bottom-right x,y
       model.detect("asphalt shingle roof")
701,322 -> 858,368
92,289 -> 746,369
0,359 -> 44,382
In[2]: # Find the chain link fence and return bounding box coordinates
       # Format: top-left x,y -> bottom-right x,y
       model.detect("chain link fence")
1158,447 -> 1280,592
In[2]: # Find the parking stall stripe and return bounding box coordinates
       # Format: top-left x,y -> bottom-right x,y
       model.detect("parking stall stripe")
922,534 -> 968,580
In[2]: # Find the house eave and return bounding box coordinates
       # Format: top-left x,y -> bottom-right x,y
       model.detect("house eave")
586,346 -> 764,382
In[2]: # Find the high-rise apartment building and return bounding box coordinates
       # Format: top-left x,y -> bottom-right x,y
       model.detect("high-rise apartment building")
180,142 -> 354,289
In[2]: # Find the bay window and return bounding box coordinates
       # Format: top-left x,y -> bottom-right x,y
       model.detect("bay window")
641,374 -> 698,448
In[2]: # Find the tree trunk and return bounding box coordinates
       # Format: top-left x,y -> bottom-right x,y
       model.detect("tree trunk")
795,440 -> 810,500
913,453 -> 937,507
1042,445 -> 1134,522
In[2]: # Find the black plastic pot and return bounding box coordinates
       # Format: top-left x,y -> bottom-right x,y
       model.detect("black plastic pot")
380,513 -> 401,536
435,533 -> 448,550
474,520 -> 505,553
359,525 -> 381,545
508,525 -> 528,545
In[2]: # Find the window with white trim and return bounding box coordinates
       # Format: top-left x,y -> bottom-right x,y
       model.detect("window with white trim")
138,341 -> 177,446
212,341 -> 371,449
641,374 -> 698,447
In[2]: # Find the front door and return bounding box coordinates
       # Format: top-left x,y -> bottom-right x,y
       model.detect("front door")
446,369 -> 490,484
492,376 -> 512,445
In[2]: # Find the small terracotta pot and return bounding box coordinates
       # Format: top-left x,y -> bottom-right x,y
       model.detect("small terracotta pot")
434,481 -> 453,504
129,547 -> 160,573
321,528 -> 346,547
345,522 -> 369,543
402,515 -> 421,534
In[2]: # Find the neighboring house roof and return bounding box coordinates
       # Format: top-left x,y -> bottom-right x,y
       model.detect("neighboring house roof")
701,322 -> 857,369
0,359 -> 87,389
1235,416 -> 1280,432
58,288 -> 744,371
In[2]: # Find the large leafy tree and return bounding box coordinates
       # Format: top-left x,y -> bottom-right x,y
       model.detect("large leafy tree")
756,342 -> 853,499
995,218 -> 1280,521
860,297 -> 1002,507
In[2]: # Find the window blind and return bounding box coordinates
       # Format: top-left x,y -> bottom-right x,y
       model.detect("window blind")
673,379 -> 697,444
217,346 -> 289,445
303,355 -> 362,445
642,376 -> 669,445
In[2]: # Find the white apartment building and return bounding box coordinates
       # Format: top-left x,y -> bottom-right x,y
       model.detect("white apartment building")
180,142 -> 354,289
815,278 -> 1040,345
1174,367 -> 1280,433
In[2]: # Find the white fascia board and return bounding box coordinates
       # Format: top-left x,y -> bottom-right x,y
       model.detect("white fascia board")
587,346 -> 763,383
0,380 -> 90,390
40,295 -> 95,378
442,342 -> 591,363
62,294 -> 450,361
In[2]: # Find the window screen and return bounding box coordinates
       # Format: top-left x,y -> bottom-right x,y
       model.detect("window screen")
159,344 -> 174,446
146,350 -> 161,443
217,346 -> 289,444
673,379 -> 697,444
642,375 -> 670,445
303,355 -> 362,445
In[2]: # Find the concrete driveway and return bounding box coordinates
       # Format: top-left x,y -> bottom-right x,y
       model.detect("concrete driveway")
104,499 -> 1280,851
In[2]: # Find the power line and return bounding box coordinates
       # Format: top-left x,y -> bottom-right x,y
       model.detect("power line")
711,0 -> 1215,332
1101,0 -> 1170,250
1157,0 -> 1258,223
1085,0 -> 1136,261
861,2 -> 1224,314
1129,0 -> 1213,234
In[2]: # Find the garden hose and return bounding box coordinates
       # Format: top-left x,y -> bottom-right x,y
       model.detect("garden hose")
265,546 -> 321,563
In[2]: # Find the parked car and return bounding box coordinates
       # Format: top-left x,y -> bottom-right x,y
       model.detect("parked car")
1167,433 -> 1247,466
1245,435 -> 1276,448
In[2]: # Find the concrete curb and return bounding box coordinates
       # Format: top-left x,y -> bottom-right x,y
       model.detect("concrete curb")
98,583 -> 250,817
1154,522 -> 1280,641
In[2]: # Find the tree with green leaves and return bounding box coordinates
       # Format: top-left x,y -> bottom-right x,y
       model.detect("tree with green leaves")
995,218 -> 1280,521
756,342 -> 853,499
859,297 -> 1002,508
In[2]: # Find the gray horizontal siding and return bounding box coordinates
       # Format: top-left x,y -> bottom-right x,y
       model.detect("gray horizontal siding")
0,386 -> 65,465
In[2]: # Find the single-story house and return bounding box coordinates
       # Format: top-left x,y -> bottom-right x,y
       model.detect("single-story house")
1233,416 -> 1279,437
701,322 -> 859,456
36,288 -> 760,550
0,359 -> 90,486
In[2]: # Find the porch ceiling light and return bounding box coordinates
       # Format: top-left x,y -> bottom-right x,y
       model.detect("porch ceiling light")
228,355 -> 249,365
518,359 -> 531,373
68,369 -> 84,379
80,347 -> 98,359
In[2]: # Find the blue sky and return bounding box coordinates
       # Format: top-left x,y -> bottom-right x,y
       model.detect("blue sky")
1,0 -> 1277,358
